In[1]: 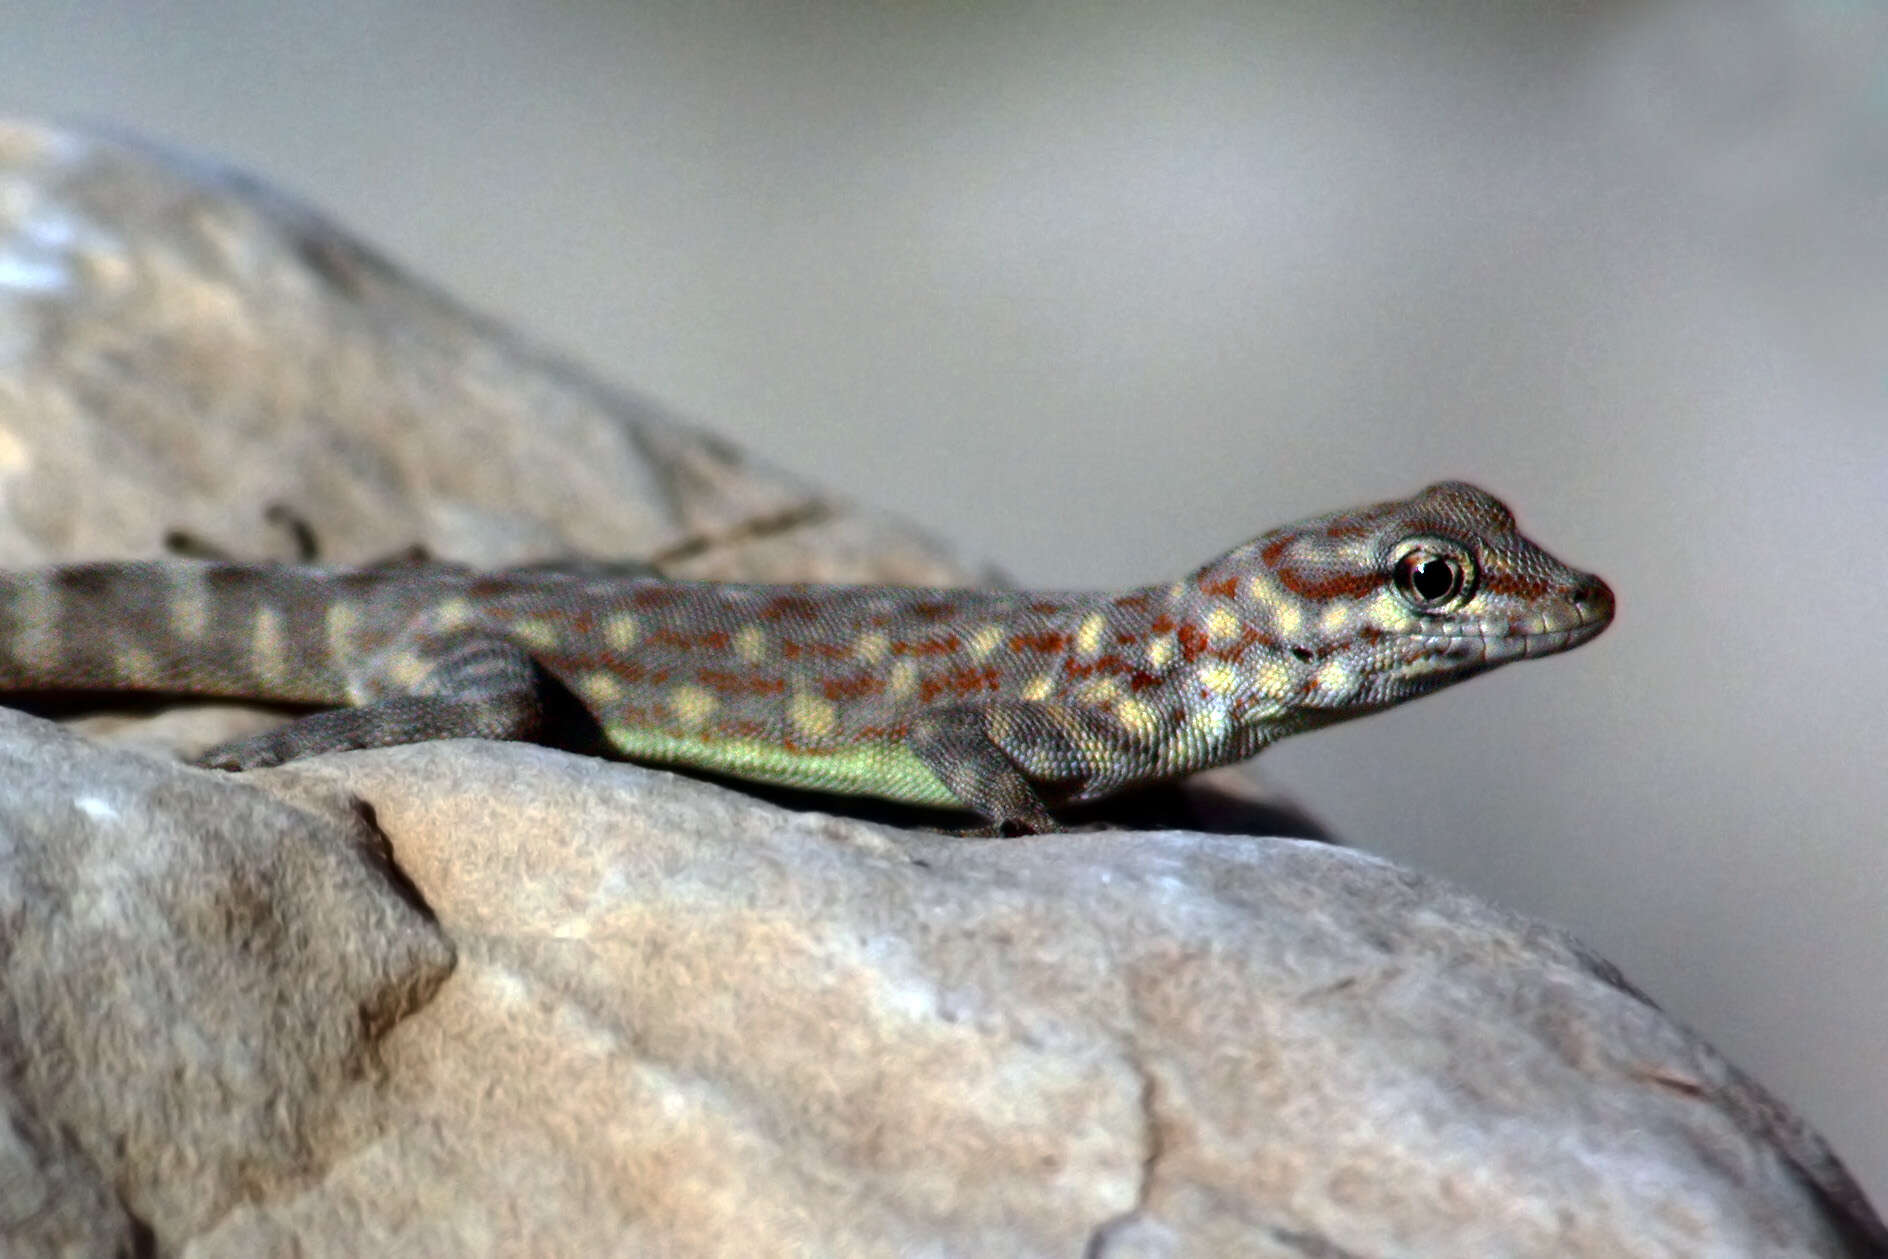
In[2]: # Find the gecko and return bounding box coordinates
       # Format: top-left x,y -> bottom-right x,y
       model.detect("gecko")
0,481 -> 1611,833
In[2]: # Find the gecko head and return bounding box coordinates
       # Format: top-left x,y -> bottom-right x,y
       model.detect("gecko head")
1199,481 -> 1614,716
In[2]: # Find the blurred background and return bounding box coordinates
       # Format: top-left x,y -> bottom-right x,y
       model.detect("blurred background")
2,0 -> 1882,1207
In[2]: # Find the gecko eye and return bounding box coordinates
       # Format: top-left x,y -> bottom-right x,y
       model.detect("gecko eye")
1392,540 -> 1475,610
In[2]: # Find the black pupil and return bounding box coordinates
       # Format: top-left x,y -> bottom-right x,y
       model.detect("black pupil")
1409,556 -> 1457,602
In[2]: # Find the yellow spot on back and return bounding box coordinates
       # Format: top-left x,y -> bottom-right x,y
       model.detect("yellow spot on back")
1197,660 -> 1238,695
669,684 -> 719,728
169,569 -> 210,641
1246,574 -> 1277,605
1081,677 -> 1122,704
513,618 -> 560,652
1188,702 -> 1230,740
1115,698 -> 1157,738
854,630 -> 890,664
1075,613 -> 1107,657
605,614 -> 640,652
888,660 -> 918,700
1272,601 -> 1303,637
1146,635 -> 1175,670
968,624 -> 1005,661
735,625 -> 768,664
580,672 -> 624,706
12,573 -> 55,671
1319,603 -> 1352,635
1315,658 -> 1356,696
431,596 -> 473,631
788,692 -> 837,741
251,607 -> 287,685
324,600 -> 360,662
1205,606 -> 1240,644
385,649 -> 433,690
1021,673 -> 1055,702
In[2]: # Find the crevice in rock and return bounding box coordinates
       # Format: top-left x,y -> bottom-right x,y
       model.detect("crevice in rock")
648,499 -> 833,569
1082,1055 -> 1165,1259
1266,1226 -> 1378,1259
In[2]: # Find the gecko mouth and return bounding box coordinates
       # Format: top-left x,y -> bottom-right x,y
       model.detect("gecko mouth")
1518,615 -> 1611,656
1419,596 -> 1614,666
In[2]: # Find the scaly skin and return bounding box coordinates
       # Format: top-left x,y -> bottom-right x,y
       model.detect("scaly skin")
0,482 -> 1612,832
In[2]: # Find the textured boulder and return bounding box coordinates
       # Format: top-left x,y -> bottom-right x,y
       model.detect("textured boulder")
0,719 -> 1877,1257
0,119 -> 1878,1256
0,712 -> 452,1254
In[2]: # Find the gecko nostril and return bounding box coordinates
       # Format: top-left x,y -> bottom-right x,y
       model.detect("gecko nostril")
1579,576 -> 1616,623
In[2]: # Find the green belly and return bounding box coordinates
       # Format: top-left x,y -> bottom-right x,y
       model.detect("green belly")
603,724 -> 959,808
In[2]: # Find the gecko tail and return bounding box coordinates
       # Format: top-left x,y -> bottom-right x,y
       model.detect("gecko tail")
0,561 -> 357,703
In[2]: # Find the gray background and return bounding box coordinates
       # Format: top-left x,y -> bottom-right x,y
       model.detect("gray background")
4,0 -> 1883,1208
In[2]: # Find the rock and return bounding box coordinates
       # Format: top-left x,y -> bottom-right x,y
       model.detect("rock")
0,718 -> 1876,1256
0,711 -> 451,1254
0,1082 -> 142,1259
299,744 -> 1884,1259
0,119 -> 1878,1255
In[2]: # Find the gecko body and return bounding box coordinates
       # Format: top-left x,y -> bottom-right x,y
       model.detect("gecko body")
0,482 -> 1611,832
